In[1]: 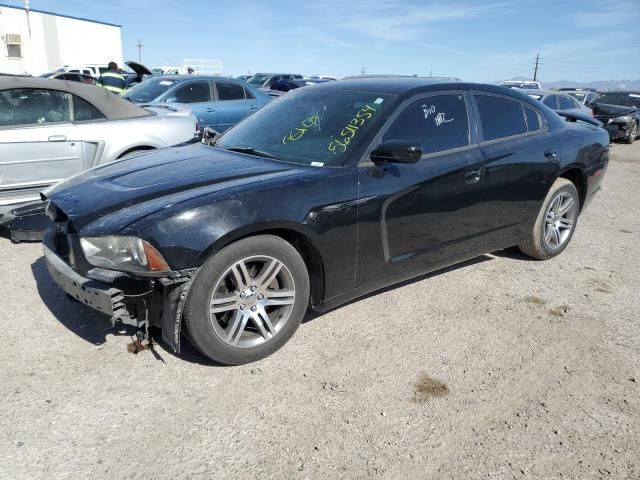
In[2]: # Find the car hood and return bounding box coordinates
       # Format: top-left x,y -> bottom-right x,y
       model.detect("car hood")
43,144 -> 311,234
592,103 -> 638,116
125,60 -> 153,76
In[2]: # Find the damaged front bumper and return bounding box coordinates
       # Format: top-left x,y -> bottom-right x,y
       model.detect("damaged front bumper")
42,228 -> 194,352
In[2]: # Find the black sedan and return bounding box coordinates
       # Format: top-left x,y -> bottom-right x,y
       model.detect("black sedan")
589,91 -> 640,144
41,78 -> 609,365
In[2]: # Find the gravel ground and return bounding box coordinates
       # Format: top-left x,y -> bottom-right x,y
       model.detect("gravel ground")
1,142 -> 639,480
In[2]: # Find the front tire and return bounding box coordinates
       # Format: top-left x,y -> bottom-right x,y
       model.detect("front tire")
518,178 -> 579,260
183,235 -> 310,365
625,122 -> 638,144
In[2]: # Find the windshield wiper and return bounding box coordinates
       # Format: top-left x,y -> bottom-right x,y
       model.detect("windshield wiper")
224,146 -> 280,160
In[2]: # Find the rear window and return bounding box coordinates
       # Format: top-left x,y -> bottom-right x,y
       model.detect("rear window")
475,95 -> 527,141
73,95 -> 105,122
524,106 -> 542,132
216,81 -> 245,101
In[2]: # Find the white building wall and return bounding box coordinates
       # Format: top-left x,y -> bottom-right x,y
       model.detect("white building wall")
0,5 -> 122,75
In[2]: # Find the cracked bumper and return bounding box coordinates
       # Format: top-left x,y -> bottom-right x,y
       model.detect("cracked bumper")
43,242 -> 129,318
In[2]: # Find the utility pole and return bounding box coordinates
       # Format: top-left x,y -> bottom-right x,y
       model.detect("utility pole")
533,53 -> 541,81
137,40 -> 143,63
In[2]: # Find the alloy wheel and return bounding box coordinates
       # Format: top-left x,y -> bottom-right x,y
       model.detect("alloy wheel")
209,255 -> 296,348
543,192 -> 577,250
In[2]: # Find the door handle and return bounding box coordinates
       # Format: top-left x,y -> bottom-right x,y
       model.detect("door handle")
464,169 -> 482,184
205,108 -> 216,113
544,149 -> 558,160
48,135 -> 67,142
249,105 -> 258,110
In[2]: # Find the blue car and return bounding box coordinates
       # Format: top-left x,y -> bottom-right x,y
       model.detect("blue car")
122,75 -> 271,132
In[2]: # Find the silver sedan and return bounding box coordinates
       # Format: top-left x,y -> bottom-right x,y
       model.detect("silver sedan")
0,77 -> 197,208
516,88 -> 594,117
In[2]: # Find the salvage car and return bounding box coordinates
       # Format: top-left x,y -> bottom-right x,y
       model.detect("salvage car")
41,78 -> 609,365
245,73 -> 304,88
123,75 -> 270,132
563,89 -> 598,106
589,91 -> 640,144
0,77 -> 197,206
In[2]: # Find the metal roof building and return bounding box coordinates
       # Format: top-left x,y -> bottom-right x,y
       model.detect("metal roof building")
0,2 -> 122,75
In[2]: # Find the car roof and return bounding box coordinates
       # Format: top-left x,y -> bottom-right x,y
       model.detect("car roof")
0,76 -> 149,120
310,77 -> 486,95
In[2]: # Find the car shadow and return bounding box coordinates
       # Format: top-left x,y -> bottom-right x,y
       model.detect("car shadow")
32,256 -> 226,366
32,256 -> 136,345
491,245 -> 539,262
303,254 -> 493,324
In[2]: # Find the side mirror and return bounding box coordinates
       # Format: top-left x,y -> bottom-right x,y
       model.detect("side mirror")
166,96 -> 178,103
370,140 -> 422,164
200,127 -> 220,145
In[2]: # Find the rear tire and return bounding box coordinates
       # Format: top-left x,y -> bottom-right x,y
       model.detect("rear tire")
518,178 -> 579,260
625,122 -> 638,144
183,235 -> 310,365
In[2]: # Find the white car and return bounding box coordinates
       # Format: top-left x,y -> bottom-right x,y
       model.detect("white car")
0,77 -> 198,207
55,64 -> 108,78
500,80 -> 542,90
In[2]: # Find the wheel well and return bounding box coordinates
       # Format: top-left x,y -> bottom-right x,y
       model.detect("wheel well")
215,229 -> 325,308
117,145 -> 155,159
558,168 -> 587,210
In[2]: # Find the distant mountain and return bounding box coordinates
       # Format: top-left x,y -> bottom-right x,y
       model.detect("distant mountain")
499,76 -> 640,91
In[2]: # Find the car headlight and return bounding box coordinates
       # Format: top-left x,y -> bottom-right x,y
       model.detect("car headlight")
80,236 -> 170,274
611,115 -> 632,124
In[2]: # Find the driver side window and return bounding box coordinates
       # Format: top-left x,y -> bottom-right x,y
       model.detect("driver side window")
382,94 -> 470,156
0,88 -> 71,127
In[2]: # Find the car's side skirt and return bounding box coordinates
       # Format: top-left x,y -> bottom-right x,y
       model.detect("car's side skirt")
314,235 -> 530,314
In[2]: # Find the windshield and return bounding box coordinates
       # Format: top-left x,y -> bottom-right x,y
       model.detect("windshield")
122,78 -> 180,103
216,88 -> 394,166
593,92 -> 640,108
246,74 -> 270,86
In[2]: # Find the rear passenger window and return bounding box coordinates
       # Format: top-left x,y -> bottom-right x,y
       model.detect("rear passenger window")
383,94 -> 469,155
73,95 -> 105,121
543,96 -> 557,109
244,87 -> 255,100
216,82 -> 245,101
558,96 -> 574,110
524,106 -> 542,132
475,95 -> 527,141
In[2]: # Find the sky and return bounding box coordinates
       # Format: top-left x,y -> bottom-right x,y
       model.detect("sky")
7,0 -> 640,81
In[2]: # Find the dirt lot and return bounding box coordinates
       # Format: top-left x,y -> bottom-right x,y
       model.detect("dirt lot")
1,143 -> 639,480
